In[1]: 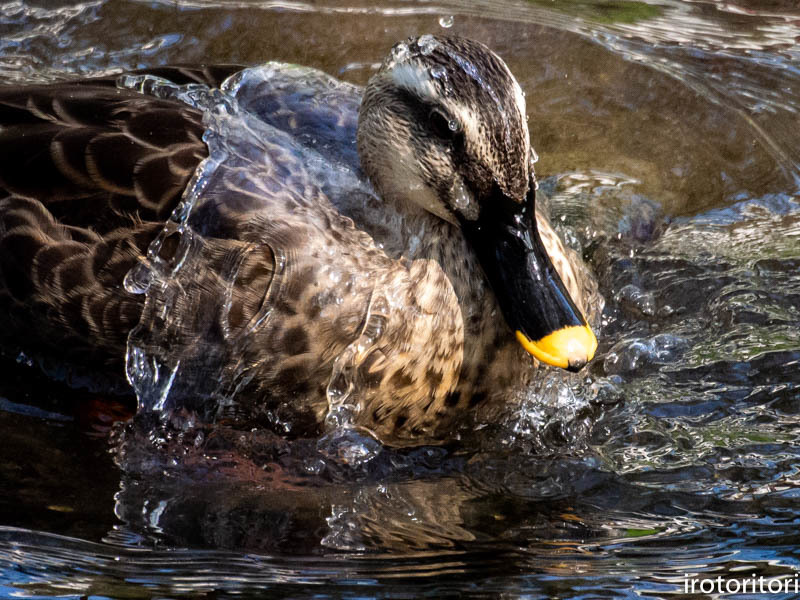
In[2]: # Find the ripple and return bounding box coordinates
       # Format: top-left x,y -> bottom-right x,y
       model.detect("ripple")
2,1 -> 800,598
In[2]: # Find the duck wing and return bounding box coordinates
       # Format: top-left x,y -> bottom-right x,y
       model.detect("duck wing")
227,63 -> 363,173
0,68 -> 466,442
0,79 -> 218,365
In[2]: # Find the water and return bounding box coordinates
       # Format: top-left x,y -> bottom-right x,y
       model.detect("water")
1,0 -> 800,598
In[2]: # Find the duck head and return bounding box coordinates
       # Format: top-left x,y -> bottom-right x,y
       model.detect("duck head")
357,35 -> 597,371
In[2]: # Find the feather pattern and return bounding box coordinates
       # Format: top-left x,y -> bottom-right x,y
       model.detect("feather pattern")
0,50 -> 598,445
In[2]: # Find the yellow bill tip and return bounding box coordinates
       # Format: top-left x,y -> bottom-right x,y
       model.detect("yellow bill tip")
516,325 -> 598,371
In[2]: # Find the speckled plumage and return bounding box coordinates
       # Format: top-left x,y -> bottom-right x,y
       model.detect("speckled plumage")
0,39 -> 597,445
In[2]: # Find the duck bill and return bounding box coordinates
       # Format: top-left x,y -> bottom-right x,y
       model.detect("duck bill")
462,184 -> 597,372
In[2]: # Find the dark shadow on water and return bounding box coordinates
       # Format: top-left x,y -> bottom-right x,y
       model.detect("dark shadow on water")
2,0 -> 800,598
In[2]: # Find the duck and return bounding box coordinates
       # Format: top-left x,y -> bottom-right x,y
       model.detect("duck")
0,35 -> 598,446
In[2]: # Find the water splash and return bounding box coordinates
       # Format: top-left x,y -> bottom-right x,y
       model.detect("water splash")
2,4 -> 800,598
416,34 -> 438,56
319,292 -> 390,466
118,68 -> 336,419
117,64 -> 407,451
386,41 -> 409,68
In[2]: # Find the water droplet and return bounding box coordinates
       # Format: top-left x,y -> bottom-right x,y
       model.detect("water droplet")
123,264 -> 153,295
615,284 -> 656,317
430,65 -> 453,95
304,458 -> 326,475
391,42 -> 409,64
438,15 -> 454,28
448,119 -> 459,132
317,428 -> 382,467
430,65 -> 447,80
15,351 -> 33,367
417,34 -> 438,56
603,334 -> 688,375
124,345 -> 180,413
451,179 -> 473,211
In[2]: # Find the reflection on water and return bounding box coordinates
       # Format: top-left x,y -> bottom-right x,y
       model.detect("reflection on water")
1,0 -> 800,598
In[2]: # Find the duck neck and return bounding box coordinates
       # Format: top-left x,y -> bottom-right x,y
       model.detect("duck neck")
394,196 -> 528,400
392,197 -> 497,330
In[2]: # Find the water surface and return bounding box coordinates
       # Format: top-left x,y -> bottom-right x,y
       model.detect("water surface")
1,0 -> 799,598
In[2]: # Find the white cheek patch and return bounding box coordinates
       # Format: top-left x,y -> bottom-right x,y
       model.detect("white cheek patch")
385,139 -> 458,225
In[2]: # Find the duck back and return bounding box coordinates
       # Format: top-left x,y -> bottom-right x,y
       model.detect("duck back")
0,65 -> 478,444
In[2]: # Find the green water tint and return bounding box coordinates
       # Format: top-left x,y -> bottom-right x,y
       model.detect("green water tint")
625,527 -> 660,537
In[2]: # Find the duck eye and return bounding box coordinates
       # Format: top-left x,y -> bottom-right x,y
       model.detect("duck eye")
429,110 -> 461,141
